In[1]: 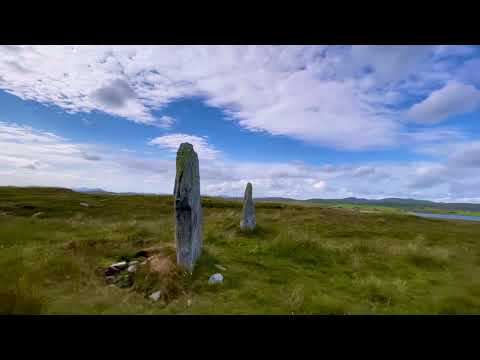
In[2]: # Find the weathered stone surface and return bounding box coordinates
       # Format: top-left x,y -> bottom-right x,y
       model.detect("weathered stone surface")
240,182 -> 256,230
208,273 -> 223,285
174,143 -> 203,273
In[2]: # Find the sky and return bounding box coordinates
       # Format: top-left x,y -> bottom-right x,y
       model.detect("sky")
1,45 -> 480,202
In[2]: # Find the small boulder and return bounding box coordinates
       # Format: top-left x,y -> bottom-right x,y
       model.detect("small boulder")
110,261 -> 127,269
149,291 -> 162,302
104,267 -> 121,276
127,265 -> 137,273
80,202 -> 90,207
208,273 -> 223,285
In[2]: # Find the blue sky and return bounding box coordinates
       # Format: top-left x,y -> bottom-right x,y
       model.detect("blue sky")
1,45 -> 480,201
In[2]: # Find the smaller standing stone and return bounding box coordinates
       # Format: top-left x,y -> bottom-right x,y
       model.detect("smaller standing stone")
240,182 -> 256,231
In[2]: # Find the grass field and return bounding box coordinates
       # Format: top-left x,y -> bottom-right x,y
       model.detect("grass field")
1,186 -> 480,314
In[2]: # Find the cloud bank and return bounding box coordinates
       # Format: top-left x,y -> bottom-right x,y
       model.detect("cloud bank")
2,121 -> 480,202
2,45 -> 478,151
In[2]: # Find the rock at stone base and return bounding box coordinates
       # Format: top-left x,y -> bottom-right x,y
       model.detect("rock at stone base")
104,266 -> 121,276
110,261 -> 128,269
208,273 -> 223,285
149,291 -> 162,302
127,265 -> 137,273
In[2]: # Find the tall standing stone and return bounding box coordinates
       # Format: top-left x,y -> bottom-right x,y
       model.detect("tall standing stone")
240,182 -> 256,231
174,143 -> 202,273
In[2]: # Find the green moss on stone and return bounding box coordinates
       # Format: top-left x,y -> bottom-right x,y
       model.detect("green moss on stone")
175,143 -> 199,181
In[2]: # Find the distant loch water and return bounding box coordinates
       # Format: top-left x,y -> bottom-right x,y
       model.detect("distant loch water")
411,212 -> 480,222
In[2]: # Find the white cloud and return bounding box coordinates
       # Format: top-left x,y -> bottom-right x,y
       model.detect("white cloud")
457,58 -> 480,86
1,45 -> 478,150
406,81 -> 480,123
156,115 -> 176,129
349,45 -> 433,83
0,45 -> 417,150
312,180 -> 327,190
447,141 -> 480,167
148,133 -> 220,160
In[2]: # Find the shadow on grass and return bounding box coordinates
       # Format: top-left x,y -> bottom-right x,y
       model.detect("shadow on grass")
235,224 -> 276,239
0,291 -> 43,314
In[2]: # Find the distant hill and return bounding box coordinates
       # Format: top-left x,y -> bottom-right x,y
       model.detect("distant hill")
73,187 -> 109,193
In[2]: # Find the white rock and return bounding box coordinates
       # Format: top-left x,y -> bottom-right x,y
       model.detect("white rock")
127,265 -> 137,273
80,202 -> 90,207
149,291 -> 162,302
208,273 -> 223,285
110,261 -> 127,269
129,260 -> 139,266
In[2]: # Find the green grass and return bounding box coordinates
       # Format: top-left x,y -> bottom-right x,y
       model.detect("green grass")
1,186 -> 480,314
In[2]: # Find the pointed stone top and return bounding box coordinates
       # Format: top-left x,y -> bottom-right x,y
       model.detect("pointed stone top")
176,143 -> 198,178
179,142 -> 194,149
